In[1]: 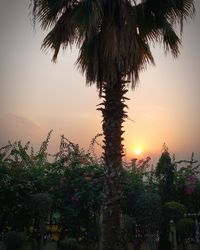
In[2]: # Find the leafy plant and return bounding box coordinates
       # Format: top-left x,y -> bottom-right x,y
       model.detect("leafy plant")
135,192 -> 161,227
163,201 -> 186,223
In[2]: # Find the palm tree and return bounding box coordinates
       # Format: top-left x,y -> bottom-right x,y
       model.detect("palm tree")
31,0 -> 195,249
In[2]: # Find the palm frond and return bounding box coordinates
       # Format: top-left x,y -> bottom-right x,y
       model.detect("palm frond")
162,20 -> 181,57
77,35 -> 100,84
31,0 -> 69,29
135,0 -> 194,58
72,0 -> 103,42
33,0 -> 103,62
165,0 -> 195,33
136,3 -> 162,42
42,9 -> 77,62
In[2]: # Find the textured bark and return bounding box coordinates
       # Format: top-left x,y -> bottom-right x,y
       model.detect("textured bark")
98,79 -> 128,250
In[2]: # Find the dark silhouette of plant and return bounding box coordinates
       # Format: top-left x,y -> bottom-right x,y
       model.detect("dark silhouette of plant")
156,144 -> 176,202
156,146 -> 176,250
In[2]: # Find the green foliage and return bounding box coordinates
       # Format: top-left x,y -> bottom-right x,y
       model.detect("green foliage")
30,193 -> 52,216
175,158 -> 200,213
0,135 -> 53,231
0,133 -> 104,247
54,161 -> 103,239
156,145 -> 176,202
121,167 -> 145,217
122,214 -> 136,242
0,135 -> 200,248
135,192 -> 161,227
163,201 -> 186,223
29,192 -> 53,242
156,144 -> 172,178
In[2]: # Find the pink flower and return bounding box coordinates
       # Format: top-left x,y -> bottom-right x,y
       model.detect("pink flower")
188,175 -> 196,183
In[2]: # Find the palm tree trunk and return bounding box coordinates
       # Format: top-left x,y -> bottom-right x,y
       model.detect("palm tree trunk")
98,79 -> 128,250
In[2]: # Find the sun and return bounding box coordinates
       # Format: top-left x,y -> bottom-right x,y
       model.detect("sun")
134,148 -> 142,155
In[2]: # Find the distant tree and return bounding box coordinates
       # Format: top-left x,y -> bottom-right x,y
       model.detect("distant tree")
30,1 -> 195,249
156,144 -> 176,202
156,146 -> 179,250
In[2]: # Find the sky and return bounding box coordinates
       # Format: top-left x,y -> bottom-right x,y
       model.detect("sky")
0,0 -> 200,165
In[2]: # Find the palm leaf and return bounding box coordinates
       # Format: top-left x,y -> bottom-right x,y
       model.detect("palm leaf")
31,0 -> 68,29
161,20 -> 181,57
72,0 -> 103,42
42,8 -> 78,61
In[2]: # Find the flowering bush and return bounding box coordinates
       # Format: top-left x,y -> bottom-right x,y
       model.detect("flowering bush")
0,135 -> 199,248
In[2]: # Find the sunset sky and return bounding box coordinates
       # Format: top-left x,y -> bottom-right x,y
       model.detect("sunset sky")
0,0 -> 200,164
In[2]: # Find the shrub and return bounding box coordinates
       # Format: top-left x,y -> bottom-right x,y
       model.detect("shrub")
135,192 -> 162,227
163,201 -> 186,222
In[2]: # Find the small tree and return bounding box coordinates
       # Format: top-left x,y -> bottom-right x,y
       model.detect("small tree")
156,145 -> 177,250
156,145 -> 176,202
